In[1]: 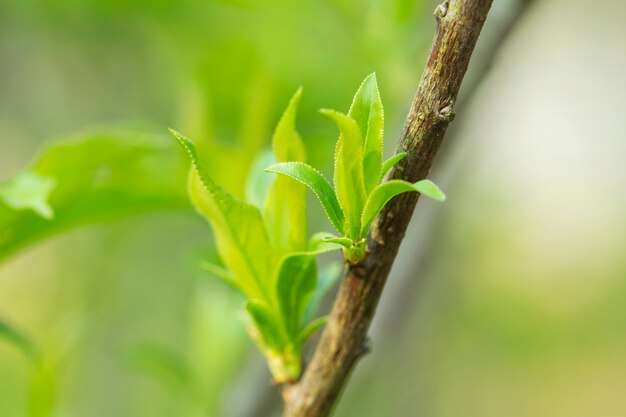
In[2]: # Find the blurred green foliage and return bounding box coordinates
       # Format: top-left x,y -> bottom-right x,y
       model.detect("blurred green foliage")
0,131 -> 188,261
1,0 -> 625,417
0,1 -> 435,415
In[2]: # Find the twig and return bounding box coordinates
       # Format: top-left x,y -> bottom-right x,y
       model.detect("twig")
378,0 -> 535,340
282,1 -> 493,416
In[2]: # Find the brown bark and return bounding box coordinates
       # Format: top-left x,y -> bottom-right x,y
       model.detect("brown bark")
282,1 -> 494,416
378,0 -> 535,339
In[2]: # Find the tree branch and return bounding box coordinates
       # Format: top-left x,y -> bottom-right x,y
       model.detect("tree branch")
282,1 -> 493,416
377,0 -> 535,340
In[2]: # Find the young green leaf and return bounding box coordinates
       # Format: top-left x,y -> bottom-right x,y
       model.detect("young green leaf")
171,129 -> 275,301
275,253 -> 317,339
412,179 -> 446,202
264,88 -> 308,255
360,179 -> 446,236
272,87 -> 306,162
265,162 -> 344,234
307,232 -> 346,253
321,235 -> 353,249
321,109 -> 367,239
348,73 -> 384,194
298,316 -> 328,345
380,152 -> 407,180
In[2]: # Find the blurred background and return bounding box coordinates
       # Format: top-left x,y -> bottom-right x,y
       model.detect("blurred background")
1,0 -> 625,416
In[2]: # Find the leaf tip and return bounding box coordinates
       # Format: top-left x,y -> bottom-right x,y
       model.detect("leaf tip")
168,128 -> 193,148
294,86 -> 303,99
358,72 -> 379,93
416,179 -> 446,202
167,127 -> 180,139
168,128 -> 199,166
319,108 -> 347,123
283,87 -> 303,113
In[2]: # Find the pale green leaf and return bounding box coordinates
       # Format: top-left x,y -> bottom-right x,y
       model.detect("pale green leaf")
0,131 -> 187,262
298,316 -> 327,345
322,235 -> 352,249
380,152 -> 407,180
360,179 -> 446,236
307,232 -> 346,253
0,172 -> 56,219
265,162 -> 344,234
348,73 -> 384,194
272,87 -> 306,162
413,179 -> 446,202
264,88 -> 308,255
171,129 -> 276,301
275,252 -> 317,339
321,109 -> 366,239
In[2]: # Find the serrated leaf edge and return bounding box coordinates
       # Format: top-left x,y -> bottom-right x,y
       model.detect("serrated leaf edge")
265,161 -> 345,234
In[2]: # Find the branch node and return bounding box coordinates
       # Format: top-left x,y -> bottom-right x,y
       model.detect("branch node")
436,101 -> 456,123
348,261 -> 368,279
434,1 -> 450,21
356,337 -> 372,359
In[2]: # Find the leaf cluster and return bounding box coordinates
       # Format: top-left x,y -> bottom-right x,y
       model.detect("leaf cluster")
172,74 -> 445,381
266,74 -> 445,263
170,90 -> 331,383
